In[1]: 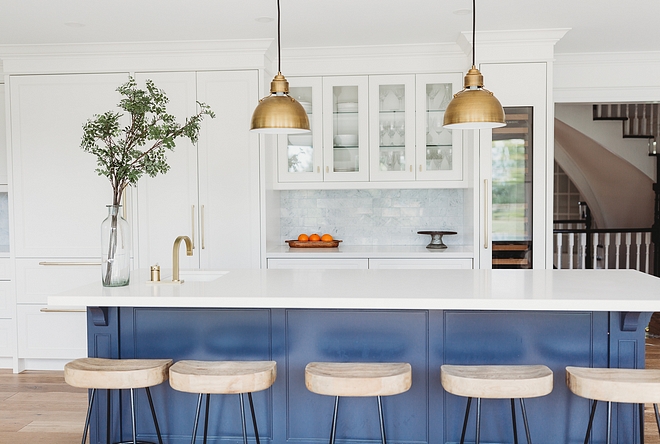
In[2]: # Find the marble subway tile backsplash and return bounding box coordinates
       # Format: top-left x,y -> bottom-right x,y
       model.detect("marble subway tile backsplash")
280,189 -> 466,246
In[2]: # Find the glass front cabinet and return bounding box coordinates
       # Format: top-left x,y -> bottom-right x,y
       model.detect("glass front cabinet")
276,73 -> 463,185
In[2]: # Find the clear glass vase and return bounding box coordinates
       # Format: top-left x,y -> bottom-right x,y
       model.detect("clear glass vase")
101,205 -> 130,287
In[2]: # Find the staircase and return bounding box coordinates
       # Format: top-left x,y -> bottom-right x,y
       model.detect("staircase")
593,104 -> 660,144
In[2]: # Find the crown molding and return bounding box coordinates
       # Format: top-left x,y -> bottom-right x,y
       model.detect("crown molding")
0,39 -> 274,74
280,42 -> 468,76
554,50 -> 660,103
459,29 -> 570,63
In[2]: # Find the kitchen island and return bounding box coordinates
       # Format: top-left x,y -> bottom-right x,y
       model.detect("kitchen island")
50,269 -> 660,444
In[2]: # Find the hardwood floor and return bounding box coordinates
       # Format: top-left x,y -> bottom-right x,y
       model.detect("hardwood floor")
1,341 -> 660,444
0,369 -> 87,444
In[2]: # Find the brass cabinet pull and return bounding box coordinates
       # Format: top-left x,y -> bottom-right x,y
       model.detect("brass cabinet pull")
39,262 -> 100,266
419,165 -> 422,172
317,166 -> 320,173
191,205 -> 196,250
122,188 -> 128,220
484,179 -> 489,250
410,165 -> 412,172
326,166 -> 329,173
201,205 -> 206,250
40,308 -> 86,313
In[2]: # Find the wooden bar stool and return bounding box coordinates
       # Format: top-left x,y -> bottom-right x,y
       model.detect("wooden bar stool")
64,357 -> 173,444
169,360 -> 277,444
566,366 -> 660,444
305,362 -> 412,444
441,364 -> 553,444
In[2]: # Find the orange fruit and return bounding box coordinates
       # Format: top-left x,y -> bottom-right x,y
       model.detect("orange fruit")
321,234 -> 333,242
297,233 -> 309,242
309,234 -> 321,241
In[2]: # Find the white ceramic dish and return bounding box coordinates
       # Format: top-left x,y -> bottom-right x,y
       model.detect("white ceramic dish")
334,134 -> 358,146
337,102 -> 358,112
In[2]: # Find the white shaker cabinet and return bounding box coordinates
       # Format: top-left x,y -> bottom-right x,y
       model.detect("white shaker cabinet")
136,70 -> 261,270
10,73 -> 130,257
9,73 -> 130,369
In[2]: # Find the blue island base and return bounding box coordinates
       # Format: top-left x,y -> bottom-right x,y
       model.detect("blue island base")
86,308 -> 649,444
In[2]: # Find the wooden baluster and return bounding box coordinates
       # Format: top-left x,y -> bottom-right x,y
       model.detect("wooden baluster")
580,233 -> 587,269
635,232 -> 642,271
568,233 -> 575,270
603,233 -> 611,270
556,233 -> 563,269
645,232 -> 652,273
593,233 -> 599,269
615,233 -> 621,269
625,232 -> 632,269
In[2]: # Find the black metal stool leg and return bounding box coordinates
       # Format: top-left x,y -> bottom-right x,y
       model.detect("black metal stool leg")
240,393 -> 248,444
519,398 -> 532,444
107,389 -> 111,444
640,404 -> 646,444
144,387 -> 164,444
203,394 -> 210,444
459,397 -> 472,444
475,398 -> 482,444
191,393 -> 204,444
377,396 -> 387,444
329,396 -> 340,444
130,388 -> 137,444
655,404 -> 660,438
584,400 -> 598,444
247,392 -> 261,444
81,388 -> 96,444
606,401 -> 612,444
511,398 -> 519,444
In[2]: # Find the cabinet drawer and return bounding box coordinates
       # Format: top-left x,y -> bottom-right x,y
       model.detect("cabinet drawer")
15,259 -> 100,304
368,258 -> 473,269
16,304 -> 86,359
267,258 -> 369,269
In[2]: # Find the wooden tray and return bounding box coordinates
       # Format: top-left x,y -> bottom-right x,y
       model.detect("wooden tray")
286,240 -> 342,248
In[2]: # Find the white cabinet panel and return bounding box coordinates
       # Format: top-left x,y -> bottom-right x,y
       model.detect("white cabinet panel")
10,73 -> 130,257
16,304 -> 86,359
136,70 -> 260,271
197,71 -> 261,269
15,259 -> 99,304
0,86 -> 7,185
135,72 -> 200,270
368,258 -> 473,269
267,258 -> 369,269
0,318 -> 13,357
0,281 -> 14,317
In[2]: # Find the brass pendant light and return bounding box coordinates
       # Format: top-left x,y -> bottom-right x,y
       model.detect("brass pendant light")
443,0 -> 506,129
250,0 -> 310,134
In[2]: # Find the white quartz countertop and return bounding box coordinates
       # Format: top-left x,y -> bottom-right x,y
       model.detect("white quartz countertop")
265,245 -> 473,258
49,268 -> 660,312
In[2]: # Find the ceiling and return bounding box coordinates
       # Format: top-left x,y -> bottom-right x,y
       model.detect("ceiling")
0,0 -> 657,55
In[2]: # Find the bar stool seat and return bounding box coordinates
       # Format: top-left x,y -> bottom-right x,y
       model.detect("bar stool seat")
566,366 -> 660,443
305,362 -> 412,444
169,360 -> 277,444
64,358 -> 173,444
441,364 -> 553,444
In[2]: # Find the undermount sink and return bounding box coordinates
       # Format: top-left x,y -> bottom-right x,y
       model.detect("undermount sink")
178,270 -> 229,282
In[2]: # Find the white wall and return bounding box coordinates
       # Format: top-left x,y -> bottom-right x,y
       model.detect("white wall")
555,104 -> 653,180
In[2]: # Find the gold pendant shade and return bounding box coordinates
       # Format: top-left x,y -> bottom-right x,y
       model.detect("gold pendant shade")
251,72 -> 310,134
443,66 -> 505,129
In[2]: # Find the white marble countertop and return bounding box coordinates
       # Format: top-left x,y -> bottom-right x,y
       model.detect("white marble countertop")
265,245 -> 473,258
48,268 -> 660,312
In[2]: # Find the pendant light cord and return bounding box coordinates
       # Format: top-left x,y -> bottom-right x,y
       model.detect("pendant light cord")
472,0 -> 476,67
277,0 -> 282,73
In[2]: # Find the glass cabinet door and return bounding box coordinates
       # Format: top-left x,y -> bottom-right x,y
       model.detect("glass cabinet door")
277,77 -> 323,182
322,76 -> 369,182
369,75 -> 416,181
415,73 -> 463,181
